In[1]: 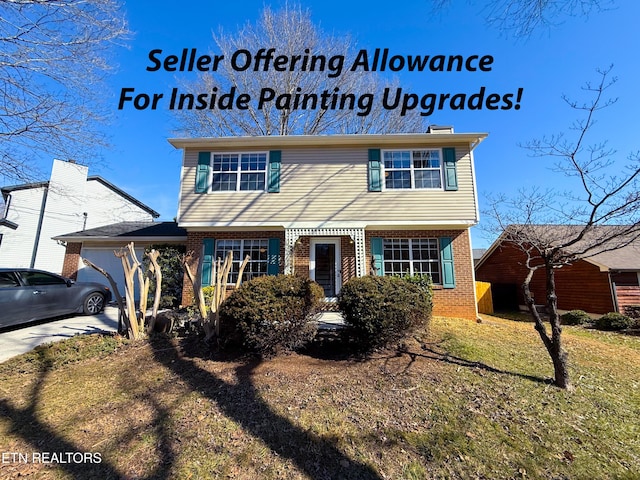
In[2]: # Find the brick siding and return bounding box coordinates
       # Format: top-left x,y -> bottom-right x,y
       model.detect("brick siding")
365,229 -> 477,320
182,228 -> 477,320
476,241 -> 616,314
292,235 -> 357,283
61,242 -> 82,280
181,230 -> 285,306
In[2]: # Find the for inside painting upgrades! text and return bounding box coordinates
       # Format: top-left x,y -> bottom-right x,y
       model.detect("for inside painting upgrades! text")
118,48 -> 524,116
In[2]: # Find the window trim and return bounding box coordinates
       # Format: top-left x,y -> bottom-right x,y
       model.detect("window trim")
207,151 -> 269,193
381,148 -> 444,191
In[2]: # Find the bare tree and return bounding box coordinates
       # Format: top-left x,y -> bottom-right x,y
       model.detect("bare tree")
431,0 -> 615,37
0,0 -> 129,183
173,3 -> 425,137
484,67 -> 640,389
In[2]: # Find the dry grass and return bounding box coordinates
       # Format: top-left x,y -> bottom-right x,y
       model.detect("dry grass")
0,315 -> 639,479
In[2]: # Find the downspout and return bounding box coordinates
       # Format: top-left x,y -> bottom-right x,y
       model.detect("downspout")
608,271 -> 619,313
30,186 -> 49,268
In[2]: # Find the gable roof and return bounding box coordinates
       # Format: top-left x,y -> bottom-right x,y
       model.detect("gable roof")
86,177 -> 160,218
477,224 -> 640,272
1,181 -> 49,199
53,221 -> 186,242
1,177 -> 160,218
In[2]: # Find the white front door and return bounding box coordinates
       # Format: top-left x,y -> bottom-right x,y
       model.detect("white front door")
309,238 -> 341,298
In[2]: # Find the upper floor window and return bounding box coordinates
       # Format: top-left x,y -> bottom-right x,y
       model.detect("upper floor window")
382,149 -> 442,189
211,152 -> 267,192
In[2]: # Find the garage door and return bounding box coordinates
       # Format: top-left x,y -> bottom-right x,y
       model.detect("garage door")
77,246 -> 145,298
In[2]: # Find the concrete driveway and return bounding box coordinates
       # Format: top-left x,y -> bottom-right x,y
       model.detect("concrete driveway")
0,305 -> 120,363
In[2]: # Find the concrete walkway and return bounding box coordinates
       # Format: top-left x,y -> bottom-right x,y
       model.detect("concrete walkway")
0,306 -> 119,363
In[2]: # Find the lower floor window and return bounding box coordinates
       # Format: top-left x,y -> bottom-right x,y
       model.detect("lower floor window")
383,238 -> 441,284
215,239 -> 268,283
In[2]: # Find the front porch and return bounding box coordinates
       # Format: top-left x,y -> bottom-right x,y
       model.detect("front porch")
285,227 -> 366,299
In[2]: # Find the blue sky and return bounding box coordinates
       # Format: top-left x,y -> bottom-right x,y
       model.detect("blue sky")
96,0 -> 640,248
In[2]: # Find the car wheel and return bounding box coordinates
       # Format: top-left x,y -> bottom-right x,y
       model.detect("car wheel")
83,292 -> 105,315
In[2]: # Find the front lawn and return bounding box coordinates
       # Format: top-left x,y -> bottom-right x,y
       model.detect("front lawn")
0,315 -> 638,479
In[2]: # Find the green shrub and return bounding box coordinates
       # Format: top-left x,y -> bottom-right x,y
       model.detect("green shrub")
144,244 -> 186,309
595,312 -> 634,331
218,275 -> 324,356
623,305 -> 640,321
401,273 -> 434,296
560,310 -> 591,326
338,275 -> 433,352
201,285 -> 216,311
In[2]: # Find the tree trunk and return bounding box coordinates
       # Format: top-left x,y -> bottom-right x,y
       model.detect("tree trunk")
545,265 -> 571,389
522,264 -> 571,389
146,249 -> 162,333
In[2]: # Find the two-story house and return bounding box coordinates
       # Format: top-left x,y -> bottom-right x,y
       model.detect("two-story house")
171,128 -> 487,320
0,159 -> 159,274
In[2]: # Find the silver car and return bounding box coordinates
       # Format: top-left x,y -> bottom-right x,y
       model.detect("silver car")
0,268 -> 112,328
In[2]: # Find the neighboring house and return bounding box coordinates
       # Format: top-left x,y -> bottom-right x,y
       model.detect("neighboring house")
170,128 -> 488,320
475,225 -> 640,314
0,159 -> 160,274
472,248 -> 487,266
55,221 -> 187,296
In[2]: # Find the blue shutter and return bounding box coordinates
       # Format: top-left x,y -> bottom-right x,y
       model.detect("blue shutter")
196,152 -> 210,193
268,151 -> 281,193
368,149 -> 382,192
443,147 -> 457,191
440,237 -> 455,288
267,237 -> 280,275
202,238 -> 215,287
370,237 -> 384,276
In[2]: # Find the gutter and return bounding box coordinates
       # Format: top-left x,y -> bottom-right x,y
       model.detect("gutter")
30,185 -> 49,268
608,271 -> 620,313
168,132 -> 489,150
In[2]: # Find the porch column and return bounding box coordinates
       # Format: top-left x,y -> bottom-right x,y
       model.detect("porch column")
284,229 -> 300,275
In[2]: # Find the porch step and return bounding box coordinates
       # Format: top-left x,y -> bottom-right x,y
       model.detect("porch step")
316,311 -> 345,331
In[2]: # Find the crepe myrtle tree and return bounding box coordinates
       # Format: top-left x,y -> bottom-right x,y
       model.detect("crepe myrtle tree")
484,67 -> 640,389
0,0 -> 129,183
173,3 -> 425,137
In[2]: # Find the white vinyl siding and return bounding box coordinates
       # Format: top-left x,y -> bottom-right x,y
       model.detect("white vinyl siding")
0,160 -> 155,273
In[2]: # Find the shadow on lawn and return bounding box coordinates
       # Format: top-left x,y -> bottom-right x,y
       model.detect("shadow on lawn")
0,349 -> 129,480
397,342 -> 552,385
301,332 -> 550,386
149,336 -> 382,480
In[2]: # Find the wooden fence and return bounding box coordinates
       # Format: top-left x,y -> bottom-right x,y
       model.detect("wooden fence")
475,281 -> 494,314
